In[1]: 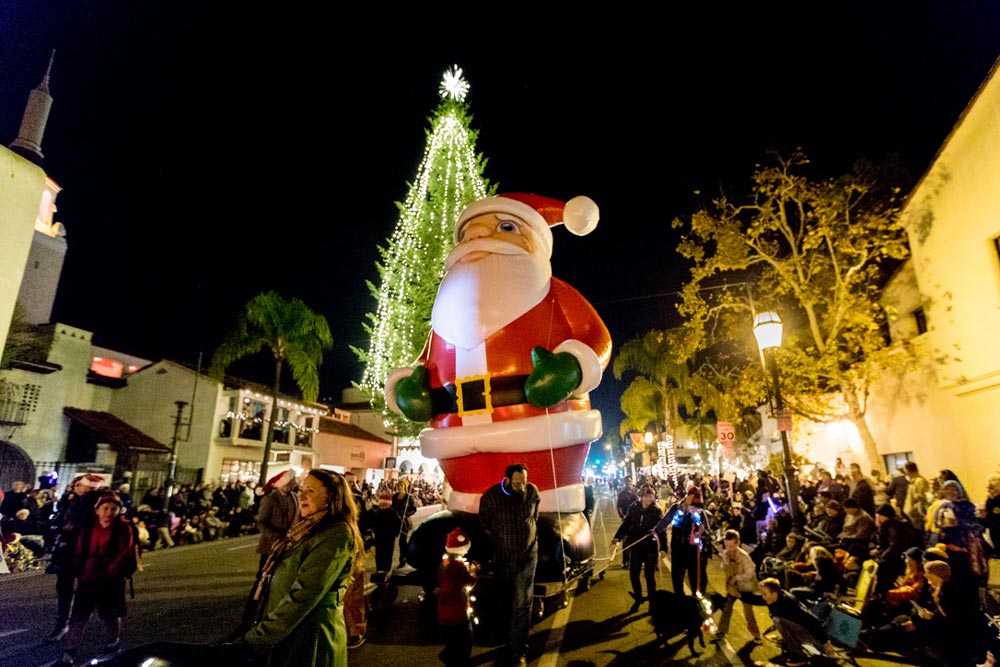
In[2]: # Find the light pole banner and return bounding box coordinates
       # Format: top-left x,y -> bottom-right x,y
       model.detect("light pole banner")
716,421 -> 735,456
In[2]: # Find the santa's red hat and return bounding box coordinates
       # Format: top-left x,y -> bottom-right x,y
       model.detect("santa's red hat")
264,470 -> 295,493
455,193 -> 599,259
378,492 -> 392,504
445,527 -> 471,554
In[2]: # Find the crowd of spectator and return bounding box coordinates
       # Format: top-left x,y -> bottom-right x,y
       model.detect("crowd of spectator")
0,472 -> 447,573
606,459 -> 1000,665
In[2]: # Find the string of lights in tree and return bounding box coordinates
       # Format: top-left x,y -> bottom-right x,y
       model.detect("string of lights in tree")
355,65 -> 490,410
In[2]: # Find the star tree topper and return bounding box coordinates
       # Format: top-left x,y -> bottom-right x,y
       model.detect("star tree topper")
439,65 -> 470,102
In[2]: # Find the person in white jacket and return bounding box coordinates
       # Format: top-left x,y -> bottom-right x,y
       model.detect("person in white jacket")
715,529 -> 763,643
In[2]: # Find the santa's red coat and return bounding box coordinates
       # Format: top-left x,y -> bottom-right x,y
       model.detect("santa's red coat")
417,278 -> 611,501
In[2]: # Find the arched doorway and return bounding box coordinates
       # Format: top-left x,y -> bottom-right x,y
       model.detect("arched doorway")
0,440 -> 36,491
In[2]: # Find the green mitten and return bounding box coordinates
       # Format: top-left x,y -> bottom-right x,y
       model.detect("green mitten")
524,347 -> 582,408
395,366 -> 432,422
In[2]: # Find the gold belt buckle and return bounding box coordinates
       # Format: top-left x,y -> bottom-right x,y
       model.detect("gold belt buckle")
455,374 -> 492,417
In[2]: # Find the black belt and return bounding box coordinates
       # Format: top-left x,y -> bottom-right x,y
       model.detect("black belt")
430,375 -> 530,417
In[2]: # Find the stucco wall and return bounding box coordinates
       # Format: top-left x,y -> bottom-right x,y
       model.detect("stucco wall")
0,147 -> 46,348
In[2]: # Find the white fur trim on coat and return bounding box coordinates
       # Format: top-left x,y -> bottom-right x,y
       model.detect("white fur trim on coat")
383,366 -> 415,417
420,410 -> 602,460
448,483 -> 585,514
552,339 -> 602,396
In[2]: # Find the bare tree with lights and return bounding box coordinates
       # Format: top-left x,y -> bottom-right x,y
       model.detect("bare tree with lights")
350,66 -> 493,434
672,150 -> 911,472
210,291 -> 332,489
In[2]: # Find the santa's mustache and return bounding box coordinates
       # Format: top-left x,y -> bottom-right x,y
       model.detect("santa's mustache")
445,237 -> 528,270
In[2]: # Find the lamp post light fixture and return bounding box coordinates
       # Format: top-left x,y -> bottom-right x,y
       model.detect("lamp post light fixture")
752,311 -> 803,530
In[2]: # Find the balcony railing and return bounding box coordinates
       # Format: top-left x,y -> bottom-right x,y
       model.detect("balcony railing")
0,383 -> 30,427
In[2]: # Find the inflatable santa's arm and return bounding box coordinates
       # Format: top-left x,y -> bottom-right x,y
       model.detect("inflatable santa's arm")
524,279 -> 612,408
384,365 -> 432,422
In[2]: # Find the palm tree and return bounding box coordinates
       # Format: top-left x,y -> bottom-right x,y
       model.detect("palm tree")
209,291 -> 333,489
613,329 -> 732,480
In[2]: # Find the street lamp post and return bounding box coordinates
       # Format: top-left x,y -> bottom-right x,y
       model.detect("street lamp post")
166,400 -> 188,500
753,311 -> 803,531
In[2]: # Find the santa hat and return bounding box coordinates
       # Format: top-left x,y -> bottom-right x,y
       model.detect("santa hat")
445,527 -> 471,555
72,473 -> 104,489
455,193 -> 599,259
264,470 -> 295,493
378,493 -> 392,504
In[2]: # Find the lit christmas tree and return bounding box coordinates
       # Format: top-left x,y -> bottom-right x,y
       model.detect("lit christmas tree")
352,66 -> 493,432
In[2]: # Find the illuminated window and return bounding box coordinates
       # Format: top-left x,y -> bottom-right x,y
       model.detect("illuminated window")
220,458 -> 259,483
91,357 -> 124,378
274,407 -> 290,444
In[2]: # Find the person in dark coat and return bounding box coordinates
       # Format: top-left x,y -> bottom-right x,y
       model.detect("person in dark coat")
255,471 -> 299,572
849,463 -> 876,517
760,577 -> 837,666
479,463 -> 540,667
373,492 -> 402,573
872,503 -> 920,594
658,486 -> 713,596
885,467 -> 909,513
616,477 -> 638,567
392,478 -> 418,569
611,484 -> 664,611
45,474 -> 104,642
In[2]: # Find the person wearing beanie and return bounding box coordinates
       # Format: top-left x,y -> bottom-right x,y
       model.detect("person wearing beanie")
657,485 -> 714,596
872,502 -> 921,595
383,192 -> 610,519
373,491 -> 402,573
611,484 -> 665,611
438,527 -> 479,667
55,491 -> 134,666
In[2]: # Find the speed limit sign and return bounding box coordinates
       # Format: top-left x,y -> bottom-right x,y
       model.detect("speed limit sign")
717,421 -> 735,455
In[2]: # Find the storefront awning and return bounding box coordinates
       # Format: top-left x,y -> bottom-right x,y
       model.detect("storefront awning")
63,407 -> 171,454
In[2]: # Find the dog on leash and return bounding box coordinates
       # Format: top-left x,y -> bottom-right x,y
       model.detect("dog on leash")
648,590 -> 727,655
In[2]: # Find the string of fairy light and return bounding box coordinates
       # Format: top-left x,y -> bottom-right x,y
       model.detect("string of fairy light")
360,66 -> 488,403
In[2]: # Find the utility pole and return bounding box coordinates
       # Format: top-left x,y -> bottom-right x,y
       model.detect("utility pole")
166,400 -> 188,500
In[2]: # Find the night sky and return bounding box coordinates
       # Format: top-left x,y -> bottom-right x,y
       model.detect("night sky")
2,2 -> 999,438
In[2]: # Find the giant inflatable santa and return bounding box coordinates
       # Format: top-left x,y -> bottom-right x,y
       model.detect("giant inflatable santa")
384,192 -> 612,583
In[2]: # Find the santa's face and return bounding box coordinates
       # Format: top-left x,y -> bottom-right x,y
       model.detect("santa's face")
433,212 -> 552,349
447,212 -> 534,269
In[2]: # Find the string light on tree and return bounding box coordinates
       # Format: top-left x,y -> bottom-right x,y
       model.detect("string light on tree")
353,65 -> 493,429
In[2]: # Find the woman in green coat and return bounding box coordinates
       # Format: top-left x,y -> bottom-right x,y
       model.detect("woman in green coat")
244,469 -> 364,667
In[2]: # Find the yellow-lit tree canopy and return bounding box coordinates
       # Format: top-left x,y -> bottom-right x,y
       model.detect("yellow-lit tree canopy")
671,150 -> 912,471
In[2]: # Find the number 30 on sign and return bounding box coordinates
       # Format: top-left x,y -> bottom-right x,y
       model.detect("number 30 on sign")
716,421 -> 735,454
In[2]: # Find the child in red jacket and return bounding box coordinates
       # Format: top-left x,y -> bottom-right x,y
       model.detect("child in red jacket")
57,491 -> 135,666
438,527 -> 478,667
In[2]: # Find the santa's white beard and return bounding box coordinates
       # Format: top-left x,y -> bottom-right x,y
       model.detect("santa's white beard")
432,249 -> 551,350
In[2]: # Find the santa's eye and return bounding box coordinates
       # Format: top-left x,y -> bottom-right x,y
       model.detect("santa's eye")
497,219 -> 518,233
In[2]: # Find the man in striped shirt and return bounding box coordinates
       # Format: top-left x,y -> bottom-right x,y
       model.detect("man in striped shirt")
479,463 -> 540,667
